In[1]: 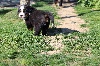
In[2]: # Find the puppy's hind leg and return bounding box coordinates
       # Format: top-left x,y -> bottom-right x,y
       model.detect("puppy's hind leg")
41,25 -> 47,36
41,22 -> 50,36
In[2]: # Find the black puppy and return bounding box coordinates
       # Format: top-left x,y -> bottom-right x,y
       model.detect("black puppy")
18,5 -> 54,35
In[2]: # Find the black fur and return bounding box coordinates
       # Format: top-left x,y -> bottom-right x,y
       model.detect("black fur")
18,5 -> 54,36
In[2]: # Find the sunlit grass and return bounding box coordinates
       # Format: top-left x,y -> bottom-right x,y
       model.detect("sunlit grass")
0,2 -> 100,66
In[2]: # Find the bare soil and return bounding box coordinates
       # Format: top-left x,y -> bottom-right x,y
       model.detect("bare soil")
42,2 -> 88,55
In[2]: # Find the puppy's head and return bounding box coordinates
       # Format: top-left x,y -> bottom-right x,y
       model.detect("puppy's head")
18,5 -> 36,19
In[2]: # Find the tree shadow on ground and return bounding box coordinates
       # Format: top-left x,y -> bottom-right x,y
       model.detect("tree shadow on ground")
62,2 -> 77,8
47,28 -> 79,36
61,15 -> 76,19
78,10 -> 100,16
0,9 -> 12,16
62,4 -> 75,8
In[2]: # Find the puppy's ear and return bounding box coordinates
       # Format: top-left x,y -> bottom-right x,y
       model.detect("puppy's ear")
17,5 -> 21,15
26,6 -> 36,13
30,6 -> 37,12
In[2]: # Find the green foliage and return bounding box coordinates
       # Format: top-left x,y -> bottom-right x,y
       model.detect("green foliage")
0,9 -> 12,17
78,0 -> 93,7
60,4 -> 100,66
63,32 -> 100,51
0,2 -> 57,65
0,21 -> 53,58
1,1 -> 100,66
63,4 -> 100,53
78,0 -> 100,9
32,1 -> 47,7
4,9 -> 19,20
81,24 -> 87,27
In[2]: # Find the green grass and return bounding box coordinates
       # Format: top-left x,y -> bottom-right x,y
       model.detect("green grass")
61,4 -> 100,66
0,9 -> 13,17
0,2 -> 56,66
0,2 -> 100,66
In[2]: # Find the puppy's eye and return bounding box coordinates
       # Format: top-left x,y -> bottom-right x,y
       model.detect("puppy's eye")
23,9 -> 25,12
18,9 -> 21,12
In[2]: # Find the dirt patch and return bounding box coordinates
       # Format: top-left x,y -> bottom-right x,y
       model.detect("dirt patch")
41,2 -> 88,55
57,3 -> 88,33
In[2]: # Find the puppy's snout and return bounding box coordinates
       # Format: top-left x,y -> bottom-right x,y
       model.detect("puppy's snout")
20,15 -> 23,17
